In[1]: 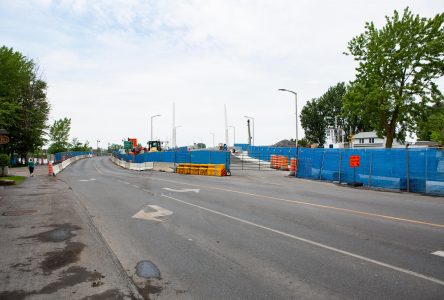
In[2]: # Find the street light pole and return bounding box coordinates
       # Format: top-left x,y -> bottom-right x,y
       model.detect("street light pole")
210,132 -> 215,149
278,89 -> 298,154
229,125 -> 235,146
151,114 -> 161,141
244,116 -> 255,146
174,125 -> 182,148
96,139 -> 100,156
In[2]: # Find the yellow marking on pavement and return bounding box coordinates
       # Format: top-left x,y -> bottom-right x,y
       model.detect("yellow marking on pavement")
102,158 -> 444,228
153,177 -> 444,229
161,194 -> 444,287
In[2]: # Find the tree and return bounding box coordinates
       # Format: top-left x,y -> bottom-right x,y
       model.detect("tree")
300,98 -> 327,145
417,104 -> 444,144
0,46 -> 50,156
70,138 -> 91,152
48,118 -> 71,154
344,8 -> 444,148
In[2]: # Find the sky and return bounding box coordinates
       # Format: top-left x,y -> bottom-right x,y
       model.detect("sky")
1,0 -> 443,149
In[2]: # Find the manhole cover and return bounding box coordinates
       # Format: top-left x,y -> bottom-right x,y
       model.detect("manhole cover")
2,210 -> 38,216
136,260 -> 160,279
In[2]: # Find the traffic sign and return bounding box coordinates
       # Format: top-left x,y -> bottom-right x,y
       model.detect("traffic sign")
0,135 -> 9,145
124,141 -> 132,150
350,155 -> 360,168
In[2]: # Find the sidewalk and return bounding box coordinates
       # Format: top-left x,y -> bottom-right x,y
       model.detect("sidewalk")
0,169 -> 141,299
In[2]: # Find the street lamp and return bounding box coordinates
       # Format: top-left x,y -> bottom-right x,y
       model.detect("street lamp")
173,125 -> 182,148
229,125 -> 235,146
96,139 -> 100,156
244,116 -> 255,146
210,132 -> 215,149
150,114 -> 161,141
278,89 -> 298,154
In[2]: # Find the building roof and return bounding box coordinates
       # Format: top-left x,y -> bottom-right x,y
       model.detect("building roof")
352,131 -> 380,139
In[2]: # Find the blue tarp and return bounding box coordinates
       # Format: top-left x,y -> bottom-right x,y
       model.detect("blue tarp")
54,151 -> 92,164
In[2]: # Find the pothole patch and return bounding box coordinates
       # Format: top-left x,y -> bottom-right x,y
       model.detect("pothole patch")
135,260 -> 160,279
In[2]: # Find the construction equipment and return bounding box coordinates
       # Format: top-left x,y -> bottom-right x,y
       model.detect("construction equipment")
147,140 -> 163,152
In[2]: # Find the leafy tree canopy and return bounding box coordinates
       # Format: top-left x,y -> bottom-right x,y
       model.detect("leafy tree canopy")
344,8 -> 444,147
48,118 -> 71,154
0,46 -> 50,156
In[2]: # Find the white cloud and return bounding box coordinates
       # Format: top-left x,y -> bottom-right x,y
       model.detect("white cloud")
1,0 -> 443,147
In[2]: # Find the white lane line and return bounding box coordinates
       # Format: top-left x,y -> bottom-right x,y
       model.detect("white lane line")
132,185 -> 140,188
123,181 -> 130,185
152,177 -> 444,228
162,187 -> 200,193
432,251 -> 444,258
161,193 -> 444,287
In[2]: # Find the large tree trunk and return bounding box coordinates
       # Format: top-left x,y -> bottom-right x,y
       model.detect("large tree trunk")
385,129 -> 394,148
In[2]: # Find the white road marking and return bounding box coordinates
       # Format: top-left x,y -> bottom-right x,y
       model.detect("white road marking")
80,178 -> 96,182
151,177 -> 444,228
123,181 -> 130,185
161,193 -> 444,287
432,251 -> 444,258
132,205 -> 173,222
162,187 -> 200,193
132,185 -> 140,188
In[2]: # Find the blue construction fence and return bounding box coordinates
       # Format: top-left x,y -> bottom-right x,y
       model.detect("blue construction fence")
236,145 -> 444,196
54,151 -> 92,164
114,150 -> 231,172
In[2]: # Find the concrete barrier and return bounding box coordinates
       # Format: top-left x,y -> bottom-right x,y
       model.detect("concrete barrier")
53,154 -> 91,175
110,156 -> 174,173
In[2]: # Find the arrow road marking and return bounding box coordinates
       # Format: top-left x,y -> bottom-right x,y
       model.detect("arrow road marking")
432,251 -> 444,258
80,178 -> 96,182
162,187 -> 200,193
132,205 -> 173,222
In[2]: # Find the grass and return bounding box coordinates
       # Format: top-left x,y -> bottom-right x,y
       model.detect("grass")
0,176 -> 27,185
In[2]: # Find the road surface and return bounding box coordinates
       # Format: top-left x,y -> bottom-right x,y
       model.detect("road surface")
59,157 -> 444,299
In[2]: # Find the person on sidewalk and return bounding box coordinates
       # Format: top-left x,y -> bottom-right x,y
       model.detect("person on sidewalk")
28,158 -> 35,177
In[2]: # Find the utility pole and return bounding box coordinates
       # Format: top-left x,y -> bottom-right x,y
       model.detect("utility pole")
247,119 -> 252,146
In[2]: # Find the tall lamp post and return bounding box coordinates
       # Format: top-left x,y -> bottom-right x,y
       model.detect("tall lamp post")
244,116 -> 255,146
229,125 -> 235,147
151,114 -> 161,141
210,132 -> 215,149
96,139 -> 100,156
174,125 -> 182,148
278,89 -> 298,156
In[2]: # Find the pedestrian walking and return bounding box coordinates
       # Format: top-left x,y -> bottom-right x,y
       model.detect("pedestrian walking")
28,158 -> 35,177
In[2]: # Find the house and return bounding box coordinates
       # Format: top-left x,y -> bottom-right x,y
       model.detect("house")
325,127 -> 347,148
351,131 -> 404,148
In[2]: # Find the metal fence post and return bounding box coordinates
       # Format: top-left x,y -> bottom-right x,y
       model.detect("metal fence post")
369,152 -> 373,188
338,150 -> 342,184
319,150 -> 326,180
406,147 -> 410,193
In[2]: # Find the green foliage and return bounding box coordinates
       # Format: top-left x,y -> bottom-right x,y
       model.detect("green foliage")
417,104 -> 444,144
70,138 -> 91,152
48,118 -> 71,154
300,98 -> 327,145
344,8 -> 444,147
0,46 -> 50,156
0,153 -> 9,167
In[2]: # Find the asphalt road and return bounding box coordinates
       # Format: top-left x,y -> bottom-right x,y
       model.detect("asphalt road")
59,156 -> 444,299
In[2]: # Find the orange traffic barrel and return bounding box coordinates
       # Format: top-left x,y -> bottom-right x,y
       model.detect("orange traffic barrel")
48,162 -> 54,176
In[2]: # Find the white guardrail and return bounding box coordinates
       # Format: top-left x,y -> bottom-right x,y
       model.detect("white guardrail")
52,154 -> 93,175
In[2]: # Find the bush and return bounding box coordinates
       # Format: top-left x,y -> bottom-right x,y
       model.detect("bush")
0,154 -> 9,167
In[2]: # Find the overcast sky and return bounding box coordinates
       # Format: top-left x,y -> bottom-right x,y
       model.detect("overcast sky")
1,0 -> 443,148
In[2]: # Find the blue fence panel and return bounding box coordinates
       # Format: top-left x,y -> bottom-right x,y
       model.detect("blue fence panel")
294,148 -> 443,196
54,151 -> 92,164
